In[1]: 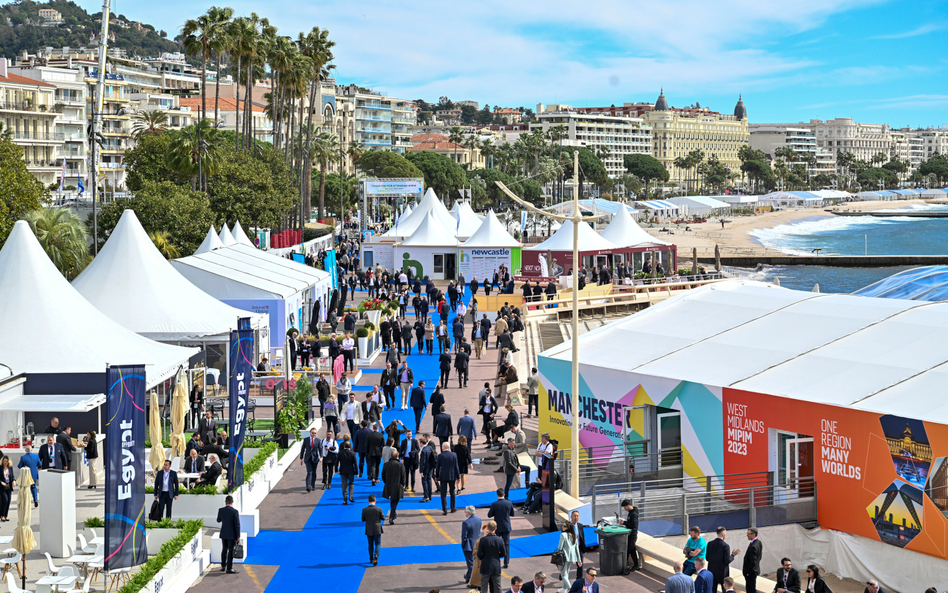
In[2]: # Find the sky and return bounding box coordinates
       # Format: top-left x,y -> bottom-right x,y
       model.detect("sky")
84,0 -> 948,127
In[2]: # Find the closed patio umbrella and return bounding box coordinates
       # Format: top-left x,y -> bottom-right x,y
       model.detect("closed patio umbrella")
149,391 -> 165,473
169,369 -> 188,458
12,469 -> 35,589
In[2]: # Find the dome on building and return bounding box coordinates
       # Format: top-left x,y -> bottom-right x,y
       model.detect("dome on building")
734,94 -> 747,120
853,266 -> 948,301
655,88 -> 669,111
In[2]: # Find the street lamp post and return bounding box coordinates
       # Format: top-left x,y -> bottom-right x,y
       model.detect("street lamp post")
495,150 -> 595,500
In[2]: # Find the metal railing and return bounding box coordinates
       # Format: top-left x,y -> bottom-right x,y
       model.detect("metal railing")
591,475 -> 817,536
555,443 -> 685,498
13,132 -> 65,141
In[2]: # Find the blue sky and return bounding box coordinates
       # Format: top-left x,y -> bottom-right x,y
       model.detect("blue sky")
86,0 -> 948,126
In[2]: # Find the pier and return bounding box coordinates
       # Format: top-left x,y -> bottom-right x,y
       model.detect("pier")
828,210 -> 948,218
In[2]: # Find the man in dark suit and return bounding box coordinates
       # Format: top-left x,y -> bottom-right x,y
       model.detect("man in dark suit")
217,495 -> 240,574
353,420 -> 370,478
695,558 -> 714,593
198,411 -> 217,449
461,506 -> 482,583
337,441 -> 358,504
706,527 -> 738,593
477,520 -> 506,593
433,405 -> 453,448
381,455 -> 406,523
454,348 -> 470,388
435,442 -> 460,514
182,448 -> 205,488
299,427 -> 322,492
186,432 -> 202,457
153,460 -> 179,518
438,350 -> 452,388
362,494 -> 385,566
568,567 -> 599,593
366,426 -> 385,485
865,580 -> 883,593
361,393 -> 382,431
56,427 -> 77,469
521,571 -> 547,593
428,387 -> 445,432
399,430 -> 420,492
197,454 -> 222,487
487,488 -> 515,568
38,435 -> 68,470
419,435 -> 436,503
743,528 -> 763,593
774,558 -> 801,593
410,380 -> 427,434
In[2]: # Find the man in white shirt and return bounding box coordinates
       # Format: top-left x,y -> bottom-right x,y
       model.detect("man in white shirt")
343,393 -> 362,436
322,431 -> 338,489
342,333 -> 356,373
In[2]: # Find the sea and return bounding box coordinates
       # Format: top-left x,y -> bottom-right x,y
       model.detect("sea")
739,204 -> 948,293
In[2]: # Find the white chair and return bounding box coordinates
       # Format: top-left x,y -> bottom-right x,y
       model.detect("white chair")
0,549 -> 20,579
86,528 -> 100,545
106,567 -> 130,592
76,534 -> 95,555
170,457 -> 182,472
59,565 -> 78,578
5,572 -> 33,593
44,552 -> 63,576
64,576 -> 93,593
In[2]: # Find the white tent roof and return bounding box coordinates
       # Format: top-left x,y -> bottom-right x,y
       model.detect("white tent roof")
666,196 -> 732,210
218,223 -> 236,247
452,201 -> 483,239
72,210 -> 266,342
195,226 -> 223,254
170,244 -> 329,300
718,195 -> 761,204
232,221 -> 255,247
526,218 -> 616,252
400,210 -> 457,246
922,189 -> 948,198
0,221 -> 196,387
542,281 -> 948,423
462,210 -> 521,248
384,188 -> 457,238
599,203 -> 671,248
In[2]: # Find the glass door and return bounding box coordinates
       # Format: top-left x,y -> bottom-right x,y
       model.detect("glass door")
785,437 -> 815,499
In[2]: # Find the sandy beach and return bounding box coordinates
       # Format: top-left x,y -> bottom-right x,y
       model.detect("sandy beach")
645,199 -> 941,258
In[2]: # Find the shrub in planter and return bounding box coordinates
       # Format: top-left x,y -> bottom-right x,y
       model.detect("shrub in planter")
117,520 -> 203,593
85,517 -> 105,528
355,328 -> 369,338
364,321 -> 376,331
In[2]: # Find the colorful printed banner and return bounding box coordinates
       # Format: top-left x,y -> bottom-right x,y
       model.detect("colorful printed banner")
104,365 -> 147,571
228,322 -> 254,490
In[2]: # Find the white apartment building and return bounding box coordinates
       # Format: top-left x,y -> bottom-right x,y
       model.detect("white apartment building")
749,124 -> 835,177
913,128 -> 948,160
529,108 -> 652,178
335,84 -> 417,154
0,59 -> 64,187
804,118 -> 892,165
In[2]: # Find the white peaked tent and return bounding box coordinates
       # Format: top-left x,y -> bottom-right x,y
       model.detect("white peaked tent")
453,201 -> 483,239
395,210 -> 461,280
383,188 -> 456,238
232,221 -> 255,247
218,223 -> 237,247
0,221 -> 196,388
400,210 -> 456,246
600,204 -> 671,248
72,210 -> 267,343
527,219 -> 616,252
195,226 -> 223,254
463,210 -> 520,248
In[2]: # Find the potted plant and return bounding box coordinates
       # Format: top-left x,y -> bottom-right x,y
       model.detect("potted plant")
356,327 -> 370,359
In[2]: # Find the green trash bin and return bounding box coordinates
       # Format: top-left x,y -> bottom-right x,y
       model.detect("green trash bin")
595,525 -> 631,576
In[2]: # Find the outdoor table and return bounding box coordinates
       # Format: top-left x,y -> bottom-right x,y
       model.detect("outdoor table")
0,536 -> 12,545
36,574 -> 78,593
65,554 -> 102,577
90,537 -> 104,546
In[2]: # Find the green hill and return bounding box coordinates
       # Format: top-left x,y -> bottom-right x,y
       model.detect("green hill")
0,0 -> 180,59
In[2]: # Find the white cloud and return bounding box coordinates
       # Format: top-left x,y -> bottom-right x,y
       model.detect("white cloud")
871,23 -> 943,39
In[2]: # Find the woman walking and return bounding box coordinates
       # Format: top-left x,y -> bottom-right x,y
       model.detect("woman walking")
454,436 -> 470,492
81,430 -> 99,489
0,456 -> 15,521
556,521 -> 581,593
324,394 -> 340,436
424,318 -> 435,355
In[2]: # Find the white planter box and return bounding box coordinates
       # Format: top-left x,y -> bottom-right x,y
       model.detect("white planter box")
146,528 -> 179,555
211,531 -> 248,565
170,490 -> 240,522
239,475 -> 270,510
140,529 -> 205,593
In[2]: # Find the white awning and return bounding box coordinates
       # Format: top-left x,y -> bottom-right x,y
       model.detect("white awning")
0,393 -> 106,412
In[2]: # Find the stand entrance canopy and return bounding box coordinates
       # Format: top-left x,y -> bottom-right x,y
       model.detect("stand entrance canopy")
72,210 -> 267,342
526,219 -> 616,253
599,204 -> 671,249
0,221 -> 196,389
383,188 -> 457,239
462,210 -> 520,248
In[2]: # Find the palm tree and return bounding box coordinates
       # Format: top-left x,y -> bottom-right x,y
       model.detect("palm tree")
479,139 -> 496,170
206,6 -> 233,124
226,16 -> 255,150
298,27 -> 336,228
0,122 -> 11,141
346,143 -> 366,175
309,129 -> 340,220
131,110 -> 168,139
169,119 -> 223,191
182,12 -> 219,124
448,126 -> 464,166
24,207 -> 90,279
148,230 -> 179,259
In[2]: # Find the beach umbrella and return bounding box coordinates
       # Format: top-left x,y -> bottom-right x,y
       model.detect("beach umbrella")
333,354 -> 344,383
308,301 -> 321,335
773,277 -> 781,286
714,244 -> 721,272
691,248 -> 698,276
12,469 -> 36,589
149,391 -> 165,473
169,369 -> 188,459
812,284 -> 820,293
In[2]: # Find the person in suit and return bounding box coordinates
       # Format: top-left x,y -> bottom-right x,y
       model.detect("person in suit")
805,566 -> 831,593
723,577 -> 736,593
502,438 -> 522,499
381,455 -> 406,524
433,406 -> 453,447
774,558 -> 801,593
568,568 -> 599,593
55,427 -> 76,470
743,528 -> 763,593
567,510 -> 588,581
354,420 -> 371,478
477,520 -> 506,593
487,488 -> 515,569
38,435 -> 68,470
521,571 -> 547,593
428,386 -> 445,431
399,430 -> 420,492
182,448 -> 205,488
299,428 -> 322,492
410,380 -> 428,434
186,432 -> 202,457
16,446 -> 40,507
366,426 -> 385,485
419,435 -> 436,503
435,442 -> 460,514
197,454 -> 222,487
362,392 -> 383,432
695,558 -> 714,593
455,348 -> 470,388
706,527 -> 739,593
864,581 -> 882,593
362,494 -> 385,566
337,441 -> 358,504
380,361 -> 399,409
198,411 -> 217,448
153,459 -> 179,518
666,561 -> 696,593
217,495 -> 240,573
457,409 -> 477,455
461,505 -> 482,583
